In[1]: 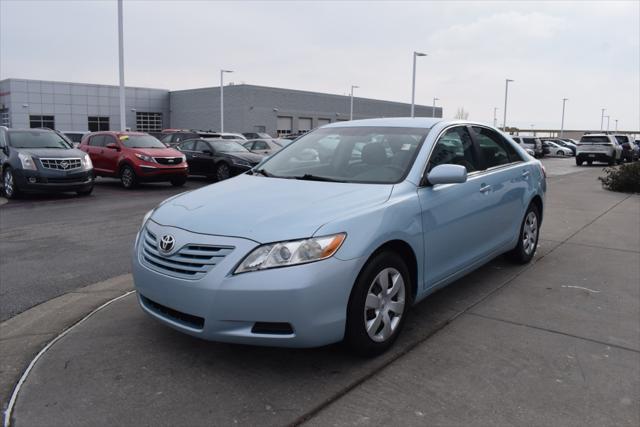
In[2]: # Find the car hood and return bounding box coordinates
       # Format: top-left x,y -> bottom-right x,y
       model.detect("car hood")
222,151 -> 265,164
132,147 -> 182,157
17,148 -> 87,158
151,174 -> 393,243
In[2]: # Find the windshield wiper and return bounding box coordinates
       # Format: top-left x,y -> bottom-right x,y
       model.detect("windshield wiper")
250,168 -> 272,177
294,174 -> 346,183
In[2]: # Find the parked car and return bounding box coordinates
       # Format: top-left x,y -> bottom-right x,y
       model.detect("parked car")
242,132 -> 273,140
211,132 -> 247,141
512,136 -> 544,158
576,134 -> 623,166
79,131 -> 187,188
542,140 -> 573,156
63,131 -> 90,148
551,138 -> 577,155
0,127 -> 94,198
177,138 -> 264,181
133,118 -> 546,356
243,139 -> 285,155
614,135 -> 639,162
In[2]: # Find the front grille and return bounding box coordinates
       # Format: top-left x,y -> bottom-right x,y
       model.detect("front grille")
154,157 -> 182,165
140,228 -> 233,280
40,158 -> 82,171
141,295 -> 204,329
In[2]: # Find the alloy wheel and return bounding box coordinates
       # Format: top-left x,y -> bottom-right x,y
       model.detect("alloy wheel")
217,164 -> 230,181
364,267 -> 406,342
3,170 -> 14,197
121,168 -> 133,187
522,211 -> 538,256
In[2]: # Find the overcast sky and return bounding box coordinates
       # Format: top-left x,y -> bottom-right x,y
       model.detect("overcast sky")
1,0 -> 638,130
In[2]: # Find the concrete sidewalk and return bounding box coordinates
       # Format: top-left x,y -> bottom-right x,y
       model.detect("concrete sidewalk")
3,166 -> 639,426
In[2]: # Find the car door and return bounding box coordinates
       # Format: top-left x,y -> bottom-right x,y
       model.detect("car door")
86,135 -> 105,172
177,140 -> 198,174
0,128 -> 8,176
417,125 -> 491,288
469,125 -> 528,251
196,141 -> 216,176
252,140 -> 270,155
101,134 -> 121,174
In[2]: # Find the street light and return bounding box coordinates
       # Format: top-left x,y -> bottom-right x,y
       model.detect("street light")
503,79 -> 514,131
411,51 -> 427,117
220,69 -> 233,132
432,97 -> 439,118
615,119 -> 618,131
560,98 -> 568,138
493,107 -> 499,127
600,108 -> 606,131
605,115 -> 610,131
350,85 -> 359,120
117,0 -> 126,131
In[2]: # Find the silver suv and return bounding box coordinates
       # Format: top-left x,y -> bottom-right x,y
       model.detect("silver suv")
512,136 -> 544,158
576,134 -> 623,166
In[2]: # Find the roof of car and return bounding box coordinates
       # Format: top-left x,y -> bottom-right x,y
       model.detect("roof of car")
324,117 -> 444,129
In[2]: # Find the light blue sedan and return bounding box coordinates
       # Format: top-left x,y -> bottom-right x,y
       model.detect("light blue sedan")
133,118 -> 546,356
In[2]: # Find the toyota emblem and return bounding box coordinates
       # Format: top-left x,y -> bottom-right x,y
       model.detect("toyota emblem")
159,235 -> 175,253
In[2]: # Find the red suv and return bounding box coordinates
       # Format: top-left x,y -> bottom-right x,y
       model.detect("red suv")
79,132 -> 187,188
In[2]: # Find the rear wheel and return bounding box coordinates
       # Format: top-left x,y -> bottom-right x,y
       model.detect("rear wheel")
506,203 -> 540,264
587,160 -> 593,166
556,150 -> 564,156
345,251 -> 410,357
120,165 -> 137,189
2,167 -> 19,199
215,162 -> 231,181
576,159 -> 583,166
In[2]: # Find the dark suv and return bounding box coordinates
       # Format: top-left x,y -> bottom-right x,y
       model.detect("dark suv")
79,131 -> 188,189
0,127 -> 94,199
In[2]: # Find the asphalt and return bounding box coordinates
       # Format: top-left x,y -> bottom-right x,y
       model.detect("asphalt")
1,159 -> 639,426
0,177 -> 209,321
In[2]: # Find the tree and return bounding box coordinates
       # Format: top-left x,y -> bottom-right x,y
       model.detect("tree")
454,107 -> 469,120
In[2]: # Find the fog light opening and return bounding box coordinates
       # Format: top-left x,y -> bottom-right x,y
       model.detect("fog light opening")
251,322 -> 294,335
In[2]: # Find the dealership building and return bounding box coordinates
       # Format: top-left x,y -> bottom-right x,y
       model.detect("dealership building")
0,78 -> 441,136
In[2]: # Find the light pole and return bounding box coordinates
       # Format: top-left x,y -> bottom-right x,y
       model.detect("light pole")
349,85 -> 359,120
411,51 -> 427,117
615,119 -> 618,131
605,115 -> 610,131
493,107 -> 498,127
220,69 -> 233,132
432,97 -> 439,117
503,79 -> 514,131
560,98 -> 568,138
600,108 -> 606,131
117,0 -> 126,131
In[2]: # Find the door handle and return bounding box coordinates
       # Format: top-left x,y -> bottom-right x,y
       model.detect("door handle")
479,184 -> 492,193
522,170 -> 530,178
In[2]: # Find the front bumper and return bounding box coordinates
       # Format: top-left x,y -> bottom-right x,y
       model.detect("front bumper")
136,164 -> 188,182
132,220 -> 363,348
13,168 -> 94,193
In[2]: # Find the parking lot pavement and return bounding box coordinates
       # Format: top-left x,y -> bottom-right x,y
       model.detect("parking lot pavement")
3,160 -> 638,426
0,177 -> 208,322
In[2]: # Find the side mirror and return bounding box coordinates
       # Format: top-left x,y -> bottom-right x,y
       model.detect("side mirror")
106,143 -> 120,150
426,164 -> 467,186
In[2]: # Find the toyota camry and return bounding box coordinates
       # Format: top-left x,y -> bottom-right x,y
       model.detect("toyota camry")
132,118 -> 546,356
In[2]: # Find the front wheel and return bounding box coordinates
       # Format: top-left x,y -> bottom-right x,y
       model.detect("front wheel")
215,163 -> 231,181
557,150 -> 564,156
345,252 -> 410,357
120,165 -> 137,189
506,203 -> 540,264
2,167 -> 20,199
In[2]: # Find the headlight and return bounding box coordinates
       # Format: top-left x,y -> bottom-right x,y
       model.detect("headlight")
135,153 -> 156,163
231,158 -> 251,167
234,233 -> 346,274
81,153 -> 93,170
181,155 -> 186,163
18,152 -> 37,170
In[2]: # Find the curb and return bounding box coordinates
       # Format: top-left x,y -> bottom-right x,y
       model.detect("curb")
0,274 -> 133,411
0,198 -> 7,207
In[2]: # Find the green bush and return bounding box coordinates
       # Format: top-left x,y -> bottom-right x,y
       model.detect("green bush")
598,162 -> 640,193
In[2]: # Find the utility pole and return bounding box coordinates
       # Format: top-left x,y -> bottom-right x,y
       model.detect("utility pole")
560,98 -> 568,138
503,79 -> 514,131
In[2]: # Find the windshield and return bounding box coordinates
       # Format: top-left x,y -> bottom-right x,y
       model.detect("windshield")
7,130 -> 72,149
205,139 -> 249,152
256,126 -> 429,184
120,135 -> 166,148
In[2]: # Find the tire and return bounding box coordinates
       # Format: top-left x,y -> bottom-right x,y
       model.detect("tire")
608,157 -> 615,166
576,159 -> 583,166
171,176 -> 186,187
215,162 -> 231,181
557,150 -> 564,156
2,167 -> 20,199
345,251 -> 411,357
587,160 -> 593,166
76,186 -> 93,196
506,203 -> 540,264
120,165 -> 137,189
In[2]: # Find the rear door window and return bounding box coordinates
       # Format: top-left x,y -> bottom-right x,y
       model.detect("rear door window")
471,126 -> 522,168
89,135 -> 105,147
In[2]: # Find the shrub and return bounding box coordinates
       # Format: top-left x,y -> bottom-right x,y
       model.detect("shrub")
598,162 -> 640,193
